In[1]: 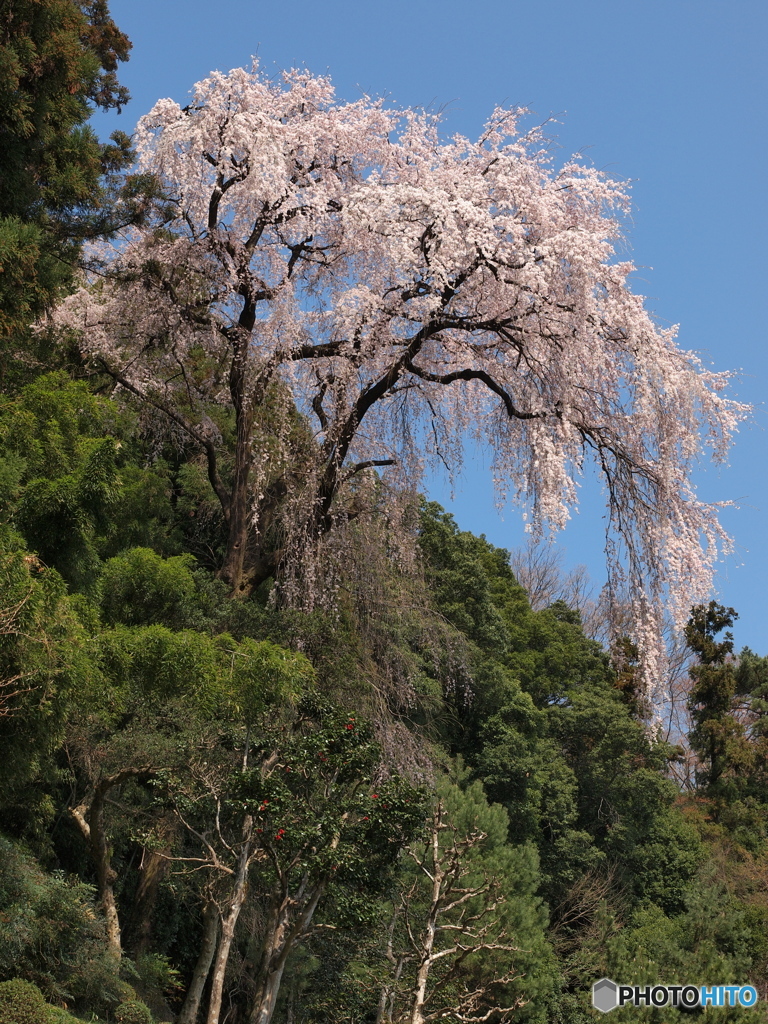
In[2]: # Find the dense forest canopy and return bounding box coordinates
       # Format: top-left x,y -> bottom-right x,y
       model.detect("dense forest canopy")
1,5 -> 768,1024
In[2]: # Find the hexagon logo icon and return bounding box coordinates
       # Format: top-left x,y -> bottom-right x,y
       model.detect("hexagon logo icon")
592,978 -> 618,1013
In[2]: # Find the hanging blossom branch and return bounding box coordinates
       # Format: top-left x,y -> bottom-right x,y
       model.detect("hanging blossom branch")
48,60 -> 749,696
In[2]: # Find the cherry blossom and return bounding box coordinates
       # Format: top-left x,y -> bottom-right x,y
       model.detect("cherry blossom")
51,61 -> 748,695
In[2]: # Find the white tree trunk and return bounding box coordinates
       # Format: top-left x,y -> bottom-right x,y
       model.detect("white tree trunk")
205,830 -> 253,1024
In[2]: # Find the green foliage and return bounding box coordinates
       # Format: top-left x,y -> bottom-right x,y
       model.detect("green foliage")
45,1009 -> 82,1024
5,5 -> 767,1020
97,462 -> 181,560
91,623 -> 314,723
0,836 -> 123,1006
131,952 -> 182,1007
114,1000 -> 154,1024
0,0 -> 136,345
171,461 -> 227,569
0,373 -> 121,478
0,979 -> 49,1024
602,892 -> 760,1024
418,501 -> 519,660
417,502 -> 695,914
348,776 -> 556,1024
222,697 -> 425,898
0,530 -> 96,831
16,437 -> 120,589
0,374 -> 126,589
418,502 -> 612,724
687,602 -> 756,807
99,548 -> 196,629
1,384 -> 767,1024
433,776 -> 557,1014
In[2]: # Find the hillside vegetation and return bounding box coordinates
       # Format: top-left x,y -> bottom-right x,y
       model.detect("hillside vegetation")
1,4 -> 767,1022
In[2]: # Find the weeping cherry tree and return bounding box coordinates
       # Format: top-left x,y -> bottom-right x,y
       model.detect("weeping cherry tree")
51,61 -> 746,694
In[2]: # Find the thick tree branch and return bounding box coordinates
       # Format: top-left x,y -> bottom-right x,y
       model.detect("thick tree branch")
405,359 -> 543,421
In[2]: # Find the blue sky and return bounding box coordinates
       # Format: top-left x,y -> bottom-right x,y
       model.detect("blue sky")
93,0 -> 768,653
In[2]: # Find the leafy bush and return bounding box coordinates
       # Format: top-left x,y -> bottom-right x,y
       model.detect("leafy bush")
132,953 -> 182,1003
45,1008 -> 82,1024
0,979 -> 49,1024
0,837 -> 123,1007
99,548 -> 196,629
114,1000 -> 153,1024
0,537 -> 96,823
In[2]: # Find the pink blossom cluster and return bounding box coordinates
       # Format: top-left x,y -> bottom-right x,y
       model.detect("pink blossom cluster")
50,61 -> 748,700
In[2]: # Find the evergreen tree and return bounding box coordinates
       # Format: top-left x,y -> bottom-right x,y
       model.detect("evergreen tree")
0,0 -> 151,366
686,602 -> 751,797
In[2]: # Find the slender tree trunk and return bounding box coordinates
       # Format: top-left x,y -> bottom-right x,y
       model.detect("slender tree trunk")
248,898 -> 292,1024
205,833 -> 253,1024
248,882 -> 327,1024
177,901 -> 219,1024
70,795 -> 121,957
377,907 -> 405,1024
205,908 -> 240,1024
250,959 -> 289,1024
409,821 -> 444,1024
248,824 -> 348,1024
204,851 -> 249,1019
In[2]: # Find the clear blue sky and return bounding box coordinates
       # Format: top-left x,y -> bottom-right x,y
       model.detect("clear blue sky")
93,0 -> 768,653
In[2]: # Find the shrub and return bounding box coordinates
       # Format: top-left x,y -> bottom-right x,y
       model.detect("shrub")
0,837 -> 124,1007
0,979 -> 49,1024
114,999 -> 153,1024
46,1008 -> 82,1023
100,548 -> 196,628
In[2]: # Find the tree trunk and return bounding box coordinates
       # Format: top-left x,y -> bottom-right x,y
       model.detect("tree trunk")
205,830 -> 253,1024
248,898 -> 291,1024
177,901 -> 219,1024
219,428 -> 254,597
409,818 -> 444,1024
91,807 -> 122,960
219,306 -> 258,598
217,425 -> 283,598
70,769 -> 151,961
377,907 -> 405,1024
248,825 -> 350,1024
248,881 -> 327,1024
250,960 -> 288,1024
